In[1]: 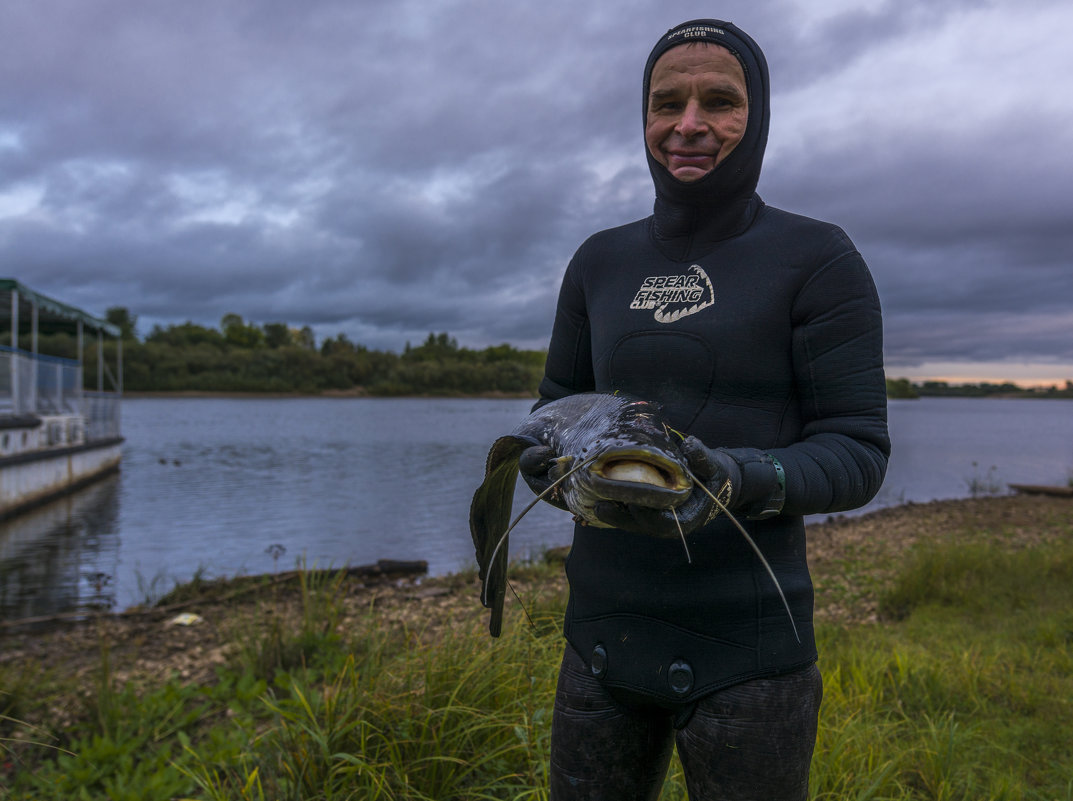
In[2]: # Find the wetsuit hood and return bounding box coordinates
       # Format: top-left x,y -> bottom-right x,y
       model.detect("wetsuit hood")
643,20 -> 770,253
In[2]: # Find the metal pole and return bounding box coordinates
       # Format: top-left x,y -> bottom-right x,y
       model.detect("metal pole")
77,319 -> 85,422
116,335 -> 123,437
9,290 -> 17,413
78,319 -> 84,398
30,300 -> 38,413
97,330 -> 103,392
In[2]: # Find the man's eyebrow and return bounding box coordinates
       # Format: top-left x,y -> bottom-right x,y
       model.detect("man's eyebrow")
701,83 -> 747,101
649,88 -> 681,101
649,83 -> 746,102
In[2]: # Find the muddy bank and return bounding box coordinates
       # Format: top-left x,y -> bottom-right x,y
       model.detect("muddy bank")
2,494 -> 1069,699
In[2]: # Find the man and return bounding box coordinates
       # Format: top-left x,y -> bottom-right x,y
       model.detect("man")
522,19 -> 890,800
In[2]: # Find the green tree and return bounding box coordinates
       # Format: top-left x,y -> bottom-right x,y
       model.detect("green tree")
295,325 -> 316,351
221,314 -> 266,349
321,333 -> 356,356
105,307 -> 138,341
146,322 -> 226,349
403,332 -> 460,361
885,377 -> 919,399
263,322 -> 292,349
90,308 -> 546,395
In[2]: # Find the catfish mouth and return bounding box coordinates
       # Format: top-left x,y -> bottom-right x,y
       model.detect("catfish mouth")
587,449 -> 693,509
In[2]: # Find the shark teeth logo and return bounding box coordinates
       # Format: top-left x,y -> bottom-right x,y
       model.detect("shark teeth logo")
629,264 -> 715,323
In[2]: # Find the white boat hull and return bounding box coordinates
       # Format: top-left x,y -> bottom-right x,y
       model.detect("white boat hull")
0,438 -> 123,519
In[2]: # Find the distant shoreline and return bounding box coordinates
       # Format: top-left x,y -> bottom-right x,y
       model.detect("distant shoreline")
119,390 -> 1071,401
121,389 -> 538,400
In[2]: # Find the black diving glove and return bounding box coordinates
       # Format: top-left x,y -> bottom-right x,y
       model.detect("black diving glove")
518,445 -> 571,511
593,436 -> 786,536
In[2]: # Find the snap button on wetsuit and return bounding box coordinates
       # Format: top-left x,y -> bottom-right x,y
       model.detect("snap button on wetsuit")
668,659 -> 694,696
590,644 -> 608,677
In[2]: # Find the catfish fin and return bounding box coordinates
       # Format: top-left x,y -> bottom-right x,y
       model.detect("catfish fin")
469,434 -> 540,637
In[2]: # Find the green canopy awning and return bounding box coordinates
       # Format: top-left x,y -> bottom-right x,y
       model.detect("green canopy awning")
0,279 -> 120,337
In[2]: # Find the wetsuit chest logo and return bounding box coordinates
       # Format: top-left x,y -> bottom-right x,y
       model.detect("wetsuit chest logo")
628,264 -> 715,324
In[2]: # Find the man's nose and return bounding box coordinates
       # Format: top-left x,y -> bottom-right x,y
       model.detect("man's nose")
675,100 -> 706,136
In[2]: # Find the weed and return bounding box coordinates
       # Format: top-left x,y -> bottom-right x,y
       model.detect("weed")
265,543 -> 286,572
229,562 -> 349,683
133,567 -> 171,608
152,564 -> 214,607
965,461 -> 1003,497
879,540 -> 1073,622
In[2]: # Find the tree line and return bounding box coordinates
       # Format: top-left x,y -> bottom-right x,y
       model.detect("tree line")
19,307 -> 1071,398
885,377 -> 1073,399
37,309 -> 546,396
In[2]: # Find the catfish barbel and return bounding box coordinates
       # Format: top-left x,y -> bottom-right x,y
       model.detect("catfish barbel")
469,393 -> 797,640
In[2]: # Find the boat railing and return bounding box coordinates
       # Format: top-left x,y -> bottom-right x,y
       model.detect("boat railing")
83,391 -> 121,441
0,346 -> 36,415
0,347 -> 121,441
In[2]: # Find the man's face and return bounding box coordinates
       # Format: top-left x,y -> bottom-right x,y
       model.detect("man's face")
645,43 -> 749,183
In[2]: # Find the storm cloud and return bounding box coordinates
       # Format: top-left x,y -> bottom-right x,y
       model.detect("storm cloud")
2,0 -> 1070,383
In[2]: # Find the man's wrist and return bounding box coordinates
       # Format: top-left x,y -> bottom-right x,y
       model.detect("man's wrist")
746,453 -> 785,519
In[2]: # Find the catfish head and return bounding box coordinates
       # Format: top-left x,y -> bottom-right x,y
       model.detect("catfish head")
469,393 -> 691,635
536,394 -> 693,526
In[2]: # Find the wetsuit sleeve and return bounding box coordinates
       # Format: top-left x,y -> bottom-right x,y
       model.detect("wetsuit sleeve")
770,247 -> 890,515
535,253 -> 595,408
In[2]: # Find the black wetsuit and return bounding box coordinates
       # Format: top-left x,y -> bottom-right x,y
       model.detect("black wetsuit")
538,19 -> 890,800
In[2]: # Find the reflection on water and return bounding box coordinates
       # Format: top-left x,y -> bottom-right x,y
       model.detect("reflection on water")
0,477 -> 121,622
1,396 -> 1071,624
1,397 -> 571,623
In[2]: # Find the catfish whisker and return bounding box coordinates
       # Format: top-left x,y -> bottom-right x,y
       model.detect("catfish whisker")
507,579 -> 536,630
670,506 -> 692,564
685,468 -> 801,644
482,454 -> 599,608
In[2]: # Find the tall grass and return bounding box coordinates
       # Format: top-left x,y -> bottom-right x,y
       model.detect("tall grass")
811,538 -> 1073,800
3,535 -> 1072,799
184,590 -> 563,800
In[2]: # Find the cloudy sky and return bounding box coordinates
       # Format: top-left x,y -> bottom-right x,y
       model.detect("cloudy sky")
2,0 -> 1071,385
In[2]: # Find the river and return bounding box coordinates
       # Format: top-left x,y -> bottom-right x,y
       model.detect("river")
1,396 -> 1071,622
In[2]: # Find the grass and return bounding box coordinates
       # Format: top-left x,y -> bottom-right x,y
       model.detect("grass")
2,500 -> 1072,799
179,565 -> 565,800
808,530 -> 1073,800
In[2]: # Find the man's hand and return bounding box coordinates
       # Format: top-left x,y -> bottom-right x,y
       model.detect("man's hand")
518,445 -> 571,511
593,436 -> 784,536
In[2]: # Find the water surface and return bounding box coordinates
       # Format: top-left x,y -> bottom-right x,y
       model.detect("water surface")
1,396 -> 1070,620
